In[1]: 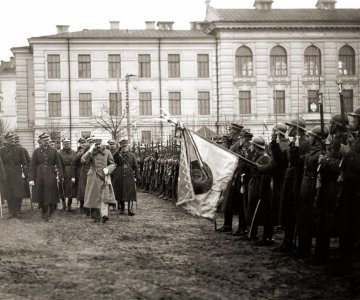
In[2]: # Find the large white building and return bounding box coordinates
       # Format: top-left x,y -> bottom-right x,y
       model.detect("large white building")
11,0 -> 360,153
0,58 -> 17,133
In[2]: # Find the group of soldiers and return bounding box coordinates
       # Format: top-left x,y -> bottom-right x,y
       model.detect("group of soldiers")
136,144 -> 180,201
0,132 -> 139,223
216,107 -> 360,274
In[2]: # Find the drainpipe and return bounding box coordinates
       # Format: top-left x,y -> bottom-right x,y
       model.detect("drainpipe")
158,38 -> 163,140
67,38 -> 72,147
215,37 -> 220,136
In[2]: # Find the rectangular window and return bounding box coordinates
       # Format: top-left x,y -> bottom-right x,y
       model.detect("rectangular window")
139,92 -> 152,116
78,54 -> 91,78
239,91 -> 251,114
108,54 -> 121,78
48,93 -> 61,117
79,93 -> 92,116
168,92 -> 181,115
109,92 -> 122,116
198,91 -> 210,115
141,131 -> 152,143
197,54 -> 209,78
138,54 -> 151,78
274,90 -> 285,114
168,54 -> 180,78
47,54 -> 61,78
308,90 -> 319,113
343,89 -> 353,112
338,55 -> 355,76
237,56 -> 253,77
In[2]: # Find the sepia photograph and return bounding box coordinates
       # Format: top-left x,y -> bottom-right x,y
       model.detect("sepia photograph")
0,0 -> 359,299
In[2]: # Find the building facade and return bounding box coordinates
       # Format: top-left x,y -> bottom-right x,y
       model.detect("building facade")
11,0 -> 360,153
0,58 -> 17,133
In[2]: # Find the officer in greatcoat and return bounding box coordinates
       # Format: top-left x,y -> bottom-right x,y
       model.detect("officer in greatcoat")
112,139 -> 138,216
58,139 -> 76,212
82,138 -> 116,223
29,133 -> 63,222
108,139 -> 119,210
0,132 -> 27,219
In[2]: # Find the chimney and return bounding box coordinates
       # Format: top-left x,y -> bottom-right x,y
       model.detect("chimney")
56,25 -> 69,34
157,21 -> 174,30
109,21 -> 120,30
316,0 -> 336,9
253,0 -> 273,10
145,21 -> 156,30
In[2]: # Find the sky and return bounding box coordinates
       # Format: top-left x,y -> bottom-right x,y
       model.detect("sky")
1,0 -> 359,61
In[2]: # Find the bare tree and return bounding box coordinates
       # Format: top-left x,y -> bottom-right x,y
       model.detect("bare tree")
41,119 -> 68,150
92,103 -> 134,141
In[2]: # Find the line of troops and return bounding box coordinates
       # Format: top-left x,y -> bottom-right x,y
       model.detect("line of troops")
0,132 -> 142,223
216,108 -> 360,275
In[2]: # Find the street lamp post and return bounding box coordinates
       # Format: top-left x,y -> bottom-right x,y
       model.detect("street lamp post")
125,74 -> 136,142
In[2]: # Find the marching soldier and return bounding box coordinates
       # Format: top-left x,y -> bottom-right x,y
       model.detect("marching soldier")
29,133 -> 63,222
58,139 -> 76,212
0,132 -> 27,219
276,118 -> 311,253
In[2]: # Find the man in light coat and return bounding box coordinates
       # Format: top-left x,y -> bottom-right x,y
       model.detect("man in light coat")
82,138 -> 116,223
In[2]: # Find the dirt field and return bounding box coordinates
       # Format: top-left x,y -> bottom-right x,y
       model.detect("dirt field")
0,192 -> 359,300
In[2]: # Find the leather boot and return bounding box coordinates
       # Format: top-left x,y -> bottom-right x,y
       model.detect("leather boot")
67,198 -> 72,212
62,199 -> 66,211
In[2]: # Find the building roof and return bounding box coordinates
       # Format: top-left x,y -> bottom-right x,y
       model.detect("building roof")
209,8 -> 360,23
31,29 -> 213,40
0,59 -> 15,74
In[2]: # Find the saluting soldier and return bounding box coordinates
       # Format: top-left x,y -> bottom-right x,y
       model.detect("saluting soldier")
82,138 -> 116,223
0,132 -> 27,219
29,133 -> 63,222
58,139 -> 76,212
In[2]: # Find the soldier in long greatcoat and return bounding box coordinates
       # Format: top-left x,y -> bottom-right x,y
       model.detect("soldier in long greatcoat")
276,118 -> 311,254
82,139 -> 116,223
112,139 -> 138,216
0,132 -> 27,219
58,139 -> 76,211
29,133 -> 63,222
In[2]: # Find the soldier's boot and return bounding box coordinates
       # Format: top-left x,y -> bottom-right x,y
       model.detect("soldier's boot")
79,200 -> 84,213
216,212 -> 233,232
67,198 -> 73,212
119,201 -> 125,214
62,198 -> 66,211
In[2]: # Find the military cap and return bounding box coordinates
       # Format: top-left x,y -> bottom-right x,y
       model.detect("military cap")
78,137 -> 86,144
86,136 -> 94,143
4,132 -> 15,140
93,138 -> 102,144
39,133 -> 51,141
119,139 -> 129,147
61,138 -> 70,144
228,123 -> 244,132
108,139 -> 116,145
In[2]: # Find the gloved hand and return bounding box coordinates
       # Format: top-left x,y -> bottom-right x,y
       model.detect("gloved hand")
71,178 -> 76,183
89,143 -> 96,153
29,181 -> 35,186
103,168 -> 109,175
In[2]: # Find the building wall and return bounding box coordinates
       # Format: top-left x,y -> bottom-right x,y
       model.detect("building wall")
0,75 -> 17,130
216,29 -> 360,137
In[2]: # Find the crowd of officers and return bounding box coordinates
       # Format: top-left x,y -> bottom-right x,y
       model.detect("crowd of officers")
0,132 -> 181,223
216,108 -> 360,275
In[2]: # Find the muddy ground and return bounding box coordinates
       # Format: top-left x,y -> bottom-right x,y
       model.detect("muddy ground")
0,192 -> 359,300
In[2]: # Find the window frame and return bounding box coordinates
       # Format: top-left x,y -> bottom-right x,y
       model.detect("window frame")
198,91 -> 210,115
304,46 -> 321,76
47,54 -> 61,79
273,90 -> 285,114
108,54 -> 121,78
239,91 -> 251,114
139,92 -> 152,116
109,92 -> 122,116
270,46 -> 288,77
78,54 -> 91,78
197,54 -> 209,78
168,54 -> 180,78
79,93 -> 92,117
138,54 -> 151,78
168,92 -> 181,115
338,46 -> 355,76
48,93 -> 62,117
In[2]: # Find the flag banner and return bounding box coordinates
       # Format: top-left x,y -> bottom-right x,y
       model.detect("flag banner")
176,128 -> 239,220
